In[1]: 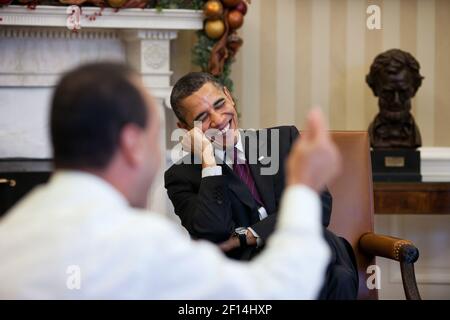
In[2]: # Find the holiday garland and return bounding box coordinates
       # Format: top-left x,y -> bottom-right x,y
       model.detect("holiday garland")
194,0 -> 249,93
0,1 -> 205,10
1,0 -> 249,92
192,29 -> 235,92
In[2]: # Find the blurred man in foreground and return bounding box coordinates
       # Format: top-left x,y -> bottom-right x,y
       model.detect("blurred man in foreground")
0,63 -> 339,299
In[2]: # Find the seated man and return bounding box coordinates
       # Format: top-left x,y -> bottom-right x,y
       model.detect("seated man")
0,62 -> 335,299
165,72 -> 358,299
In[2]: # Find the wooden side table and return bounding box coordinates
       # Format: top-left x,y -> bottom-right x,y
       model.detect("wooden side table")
374,182 -> 450,214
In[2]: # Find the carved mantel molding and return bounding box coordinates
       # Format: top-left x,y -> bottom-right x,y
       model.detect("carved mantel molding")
0,5 -> 203,30
0,5 -> 203,98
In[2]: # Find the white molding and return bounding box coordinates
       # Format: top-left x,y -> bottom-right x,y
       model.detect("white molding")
148,86 -> 172,107
420,147 -> 450,182
0,5 -> 203,30
120,29 -> 178,41
0,74 -> 61,87
0,26 -> 119,39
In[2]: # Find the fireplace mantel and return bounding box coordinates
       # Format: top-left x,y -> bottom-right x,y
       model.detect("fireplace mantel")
0,5 -> 203,215
0,5 -> 203,30
0,5 -> 203,96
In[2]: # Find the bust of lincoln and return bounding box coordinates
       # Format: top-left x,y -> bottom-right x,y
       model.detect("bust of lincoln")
366,49 -> 424,149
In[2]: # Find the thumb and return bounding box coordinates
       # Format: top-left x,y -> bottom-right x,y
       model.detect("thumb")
304,108 -> 328,142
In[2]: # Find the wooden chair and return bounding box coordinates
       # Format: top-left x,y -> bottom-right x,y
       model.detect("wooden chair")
328,131 -> 421,300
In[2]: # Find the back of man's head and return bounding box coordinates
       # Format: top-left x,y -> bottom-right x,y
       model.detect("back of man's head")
51,62 -> 148,170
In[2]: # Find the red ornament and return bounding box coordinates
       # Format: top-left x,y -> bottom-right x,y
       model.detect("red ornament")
235,1 -> 247,15
227,10 -> 244,30
222,0 -> 241,8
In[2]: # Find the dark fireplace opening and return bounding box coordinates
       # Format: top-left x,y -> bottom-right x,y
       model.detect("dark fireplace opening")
0,159 -> 53,218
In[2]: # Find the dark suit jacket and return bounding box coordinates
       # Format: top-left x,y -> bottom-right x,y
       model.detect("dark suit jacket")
164,126 -> 332,245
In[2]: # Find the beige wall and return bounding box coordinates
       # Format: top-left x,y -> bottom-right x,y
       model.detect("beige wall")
171,0 -> 450,146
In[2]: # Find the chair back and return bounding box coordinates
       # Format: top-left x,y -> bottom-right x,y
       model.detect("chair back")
328,131 -> 377,299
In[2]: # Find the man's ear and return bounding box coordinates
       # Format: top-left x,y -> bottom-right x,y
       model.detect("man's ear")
119,124 -> 145,167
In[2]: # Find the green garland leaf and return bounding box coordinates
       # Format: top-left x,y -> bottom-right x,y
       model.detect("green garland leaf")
192,30 -> 235,93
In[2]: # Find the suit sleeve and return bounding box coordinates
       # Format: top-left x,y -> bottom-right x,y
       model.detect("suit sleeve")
249,126 -> 333,242
164,168 -> 235,243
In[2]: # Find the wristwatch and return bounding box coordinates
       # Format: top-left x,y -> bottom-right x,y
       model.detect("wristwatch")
234,227 -> 248,248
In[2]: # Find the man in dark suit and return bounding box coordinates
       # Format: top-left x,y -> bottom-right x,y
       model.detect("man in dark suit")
164,72 -> 358,299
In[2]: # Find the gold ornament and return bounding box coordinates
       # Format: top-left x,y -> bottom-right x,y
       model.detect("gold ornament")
203,0 -> 224,19
205,19 -> 226,39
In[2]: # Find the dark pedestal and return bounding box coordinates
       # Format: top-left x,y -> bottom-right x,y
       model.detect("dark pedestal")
371,149 -> 421,182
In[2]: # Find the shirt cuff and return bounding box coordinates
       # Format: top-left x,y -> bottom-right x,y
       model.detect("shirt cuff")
277,185 -> 321,234
258,206 -> 268,220
247,227 -> 263,248
201,166 -> 222,178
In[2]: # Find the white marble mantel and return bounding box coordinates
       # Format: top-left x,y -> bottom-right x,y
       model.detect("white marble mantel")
0,5 -> 203,29
0,5 -> 202,92
0,5 -> 203,215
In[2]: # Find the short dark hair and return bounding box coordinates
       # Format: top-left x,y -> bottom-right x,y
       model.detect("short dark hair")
51,62 -> 148,169
366,49 -> 424,96
170,72 -> 223,123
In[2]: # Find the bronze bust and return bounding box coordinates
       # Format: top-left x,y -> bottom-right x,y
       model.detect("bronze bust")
367,49 -> 424,149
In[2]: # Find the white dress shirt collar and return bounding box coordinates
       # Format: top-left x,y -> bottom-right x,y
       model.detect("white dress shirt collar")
214,130 -> 246,168
50,170 -> 129,208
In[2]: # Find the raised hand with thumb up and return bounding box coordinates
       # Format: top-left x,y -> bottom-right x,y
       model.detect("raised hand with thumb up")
286,108 -> 341,192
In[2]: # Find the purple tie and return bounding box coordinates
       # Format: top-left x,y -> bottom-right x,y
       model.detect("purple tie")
232,147 -> 264,207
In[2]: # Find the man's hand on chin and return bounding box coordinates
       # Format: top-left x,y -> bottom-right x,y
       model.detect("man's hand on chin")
181,127 -> 217,169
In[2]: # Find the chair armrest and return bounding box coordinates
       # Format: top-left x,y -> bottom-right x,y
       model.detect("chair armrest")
359,232 -> 419,263
359,232 -> 421,300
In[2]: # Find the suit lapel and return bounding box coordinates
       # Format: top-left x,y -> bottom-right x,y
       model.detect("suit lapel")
186,153 -> 257,213
221,163 -> 258,212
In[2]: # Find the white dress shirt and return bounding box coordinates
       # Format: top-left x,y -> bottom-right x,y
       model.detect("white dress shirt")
0,170 -> 329,299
